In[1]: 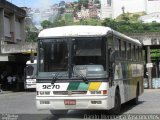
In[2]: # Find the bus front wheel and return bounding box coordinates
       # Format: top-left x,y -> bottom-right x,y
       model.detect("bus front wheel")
110,90 -> 121,115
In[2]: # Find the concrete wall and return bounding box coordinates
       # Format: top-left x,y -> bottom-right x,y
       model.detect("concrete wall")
112,0 -> 146,19
101,0 -> 160,19
0,0 -> 37,55
1,42 -> 37,54
127,32 -> 160,46
100,0 -> 112,20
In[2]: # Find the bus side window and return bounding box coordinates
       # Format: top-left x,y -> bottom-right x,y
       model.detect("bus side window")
133,45 -> 136,61
118,39 -> 121,58
137,46 -> 139,61
127,43 -> 130,60
122,41 -> 126,59
107,35 -> 113,50
107,35 -> 114,62
131,44 -> 135,61
114,37 -> 119,58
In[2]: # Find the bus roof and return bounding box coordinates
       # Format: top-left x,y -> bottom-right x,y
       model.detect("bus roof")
38,25 -> 142,45
38,25 -> 111,38
112,30 -> 142,45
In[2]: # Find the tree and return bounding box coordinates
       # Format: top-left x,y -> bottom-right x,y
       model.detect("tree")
41,20 -> 53,29
94,0 -> 100,4
78,0 -> 89,9
102,18 -> 117,30
25,27 -> 38,42
60,7 -> 65,14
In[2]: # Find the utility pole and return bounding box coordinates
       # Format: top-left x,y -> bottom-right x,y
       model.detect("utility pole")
122,6 -> 125,14
147,46 -> 152,89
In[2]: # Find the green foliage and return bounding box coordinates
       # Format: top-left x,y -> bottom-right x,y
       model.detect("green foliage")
74,18 -> 102,25
94,0 -> 100,4
65,14 -> 73,25
102,17 -> 160,33
41,20 -> 53,29
151,49 -> 160,59
116,12 -> 146,23
60,7 -> 65,14
78,0 -> 89,9
26,31 -> 38,42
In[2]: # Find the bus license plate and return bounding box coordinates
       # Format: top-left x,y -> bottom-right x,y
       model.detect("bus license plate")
64,100 -> 76,105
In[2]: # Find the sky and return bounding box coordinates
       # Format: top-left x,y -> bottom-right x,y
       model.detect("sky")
6,0 -> 74,8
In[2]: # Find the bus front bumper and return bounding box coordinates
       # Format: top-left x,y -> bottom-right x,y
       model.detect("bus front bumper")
36,96 -> 111,110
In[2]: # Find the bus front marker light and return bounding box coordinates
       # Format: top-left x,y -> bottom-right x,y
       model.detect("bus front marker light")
90,91 -> 101,94
40,101 -> 50,104
91,101 -> 102,104
37,91 -> 51,95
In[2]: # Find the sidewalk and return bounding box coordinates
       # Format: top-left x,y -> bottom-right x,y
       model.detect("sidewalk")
0,90 -> 14,94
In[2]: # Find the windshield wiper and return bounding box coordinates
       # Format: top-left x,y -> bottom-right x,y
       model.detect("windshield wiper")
52,72 -> 60,84
52,72 -> 68,84
73,66 -> 89,84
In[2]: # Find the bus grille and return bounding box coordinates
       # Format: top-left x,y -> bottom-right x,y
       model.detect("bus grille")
53,91 -> 87,95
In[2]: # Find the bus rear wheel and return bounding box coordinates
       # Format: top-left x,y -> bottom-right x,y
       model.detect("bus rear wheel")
110,90 -> 121,115
132,84 -> 139,105
50,110 -> 68,116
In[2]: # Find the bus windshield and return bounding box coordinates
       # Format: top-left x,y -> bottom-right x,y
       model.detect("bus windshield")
38,37 -> 107,79
73,37 -> 105,65
39,39 -> 68,72
26,64 -> 37,78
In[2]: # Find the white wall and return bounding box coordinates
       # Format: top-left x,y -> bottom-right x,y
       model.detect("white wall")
147,0 -> 160,14
101,0 -> 112,19
112,0 -> 146,19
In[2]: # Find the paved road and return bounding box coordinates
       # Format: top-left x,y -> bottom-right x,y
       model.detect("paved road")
0,89 -> 160,120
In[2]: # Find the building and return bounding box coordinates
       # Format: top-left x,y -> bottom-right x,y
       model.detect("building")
77,5 -> 90,19
0,0 -> 36,91
101,0 -> 160,19
139,12 -> 160,23
100,0 -> 112,19
88,0 -> 98,18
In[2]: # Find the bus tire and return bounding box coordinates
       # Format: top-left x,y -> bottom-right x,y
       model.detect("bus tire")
132,84 -> 139,105
50,110 -> 68,116
111,89 -> 121,115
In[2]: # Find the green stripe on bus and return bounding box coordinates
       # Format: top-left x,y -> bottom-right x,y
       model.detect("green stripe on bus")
77,82 -> 89,91
67,82 -> 80,90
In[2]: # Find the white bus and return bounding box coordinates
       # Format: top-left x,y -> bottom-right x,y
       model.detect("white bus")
36,26 -> 144,114
24,60 -> 37,89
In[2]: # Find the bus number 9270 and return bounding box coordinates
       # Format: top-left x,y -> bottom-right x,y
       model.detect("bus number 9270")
42,85 -> 60,89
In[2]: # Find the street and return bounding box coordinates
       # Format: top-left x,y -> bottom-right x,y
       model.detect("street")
0,89 -> 160,120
